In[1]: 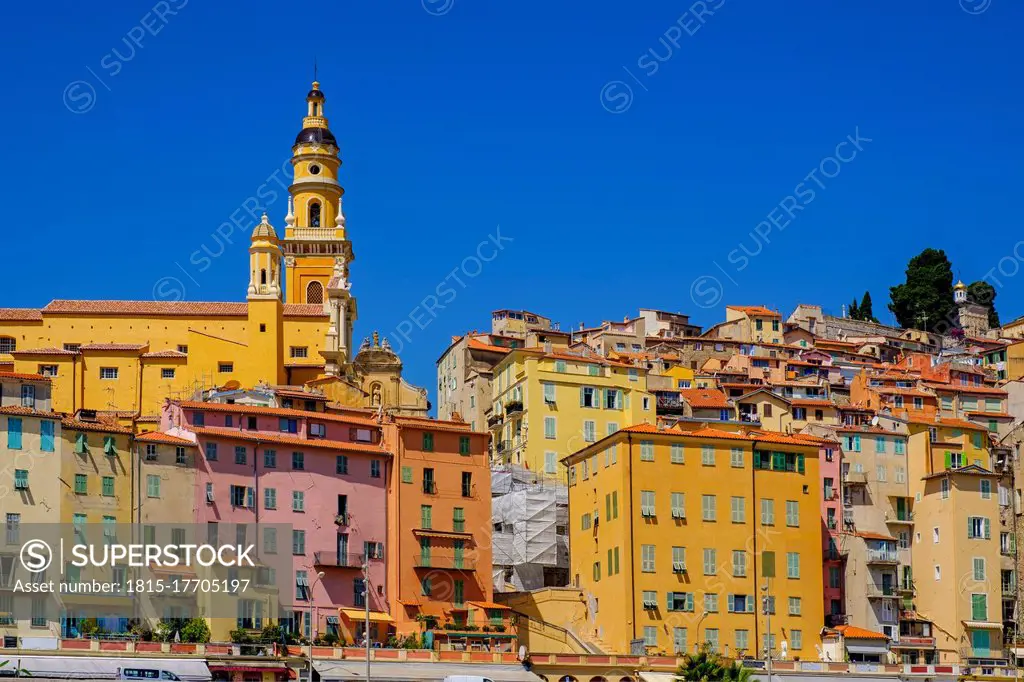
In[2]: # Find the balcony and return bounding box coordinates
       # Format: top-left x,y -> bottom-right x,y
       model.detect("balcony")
866,549 -> 899,565
487,412 -> 503,428
495,439 -> 513,453
423,481 -> 438,495
885,511 -> 915,525
892,636 -> 935,649
1000,544 -> 1015,557
825,613 -> 849,627
291,227 -> 338,240
843,471 -> 867,486
334,513 -> 351,527
867,584 -> 898,599
827,518 -> 838,531
504,400 -> 523,417
314,552 -> 365,568
414,555 -> 477,571
1001,581 -> 1016,597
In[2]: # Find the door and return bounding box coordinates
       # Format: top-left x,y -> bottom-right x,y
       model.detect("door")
338,534 -> 349,565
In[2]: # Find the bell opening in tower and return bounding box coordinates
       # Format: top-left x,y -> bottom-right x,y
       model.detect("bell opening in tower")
310,201 -> 321,228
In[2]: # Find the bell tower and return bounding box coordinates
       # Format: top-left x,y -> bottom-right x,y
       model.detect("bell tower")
282,81 -> 355,308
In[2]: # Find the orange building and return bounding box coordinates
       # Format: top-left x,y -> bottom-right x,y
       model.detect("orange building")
382,415 -> 513,649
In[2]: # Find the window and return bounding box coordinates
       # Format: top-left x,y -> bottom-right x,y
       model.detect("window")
972,593 -> 988,621
895,438 -> 905,455
100,367 -> 119,380
788,597 -> 802,616
13,470 -> 28,490
370,460 -> 381,478
7,418 -> 22,450
290,346 -> 308,359
295,571 -> 309,601
731,496 -> 746,523
542,382 -> 555,403
543,416 -> 556,439
279,418 -> 297,433
968,516 -> 991,539
640,490 -> 656,517
671,492 -> 685,519
38,364 -> 57,377
701,445 -> 715,465
670,443 -> 685,464
877,465 -> 887,482
308,423 -> 326,439
973,557 -> 986,581
644,626 -> 658,647
20,385 -> 35,408
674,628 -> 689,655
422,432 -> 434,451
583,420 -> 596,442
761,498 -> 774,525
292,530 -> 306,555
730,447 -> 744,467
640,440 -> 654,461
458,435 -> 471,455
667,591 -> 694,612
555,360 -> 566,373
791,629 -> 803,651
286,489 -> 303,511
544,451 -> 557,474
785,500 -> 799,527
264,488 -> 277,510
580,386 -> 598,408
732,550 -> 746,577
981,480 -> 992,499
703,548 -> 717,575
421,505 -> 432,529
161,368 -> 175,379
604,389 -> 622,409
461,471 -> 473,497
291,452 -> 305,470
941,478 -> 950,499
786,552 -> 800,579
74,474 -> 87,494
641,544 -> 656,572
234,446 -> 247,465
672,546 -> 686,572
702,494 -> 716,521
218,362 -> 233,373
704,593 -> 719,613
39,420 -> 54,452
102,476 -> 114,497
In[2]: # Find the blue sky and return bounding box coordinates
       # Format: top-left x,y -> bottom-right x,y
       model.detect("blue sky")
2,0 -> 1022,403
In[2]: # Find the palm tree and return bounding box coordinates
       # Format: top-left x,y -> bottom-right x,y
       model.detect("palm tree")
722,661 -> 753,682
675,644 -> 726,682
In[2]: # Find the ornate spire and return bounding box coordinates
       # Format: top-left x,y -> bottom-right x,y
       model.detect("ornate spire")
285,196 -> 294,226
335,196 -> 346,229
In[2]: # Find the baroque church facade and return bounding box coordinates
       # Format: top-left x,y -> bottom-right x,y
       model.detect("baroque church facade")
0,82 -> 428,419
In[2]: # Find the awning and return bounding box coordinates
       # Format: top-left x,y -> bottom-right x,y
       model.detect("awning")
469,600 -> 512,610
846,644 -> 890,655
313,660 -> 541,681
12,655 -> 211,680
412,528 -> 474,540
207,663 -> 289,672
964,620 -> 1004,630
639,673 -> 676,682
340,608 -> 394,623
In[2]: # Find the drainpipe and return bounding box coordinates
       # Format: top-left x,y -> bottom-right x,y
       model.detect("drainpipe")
627,432 -> 636,643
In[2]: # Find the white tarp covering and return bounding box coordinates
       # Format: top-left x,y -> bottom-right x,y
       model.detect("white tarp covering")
10,655 -> 211,680
314,660 -> 542,681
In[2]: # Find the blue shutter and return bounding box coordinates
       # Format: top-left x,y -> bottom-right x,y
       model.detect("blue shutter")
7,418 -> 22,450
40,420 -> 54,452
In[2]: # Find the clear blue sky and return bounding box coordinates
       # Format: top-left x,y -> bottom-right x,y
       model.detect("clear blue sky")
3,0 -> 1022,403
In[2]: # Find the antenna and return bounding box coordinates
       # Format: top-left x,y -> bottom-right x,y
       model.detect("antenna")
313,55 -> 318,83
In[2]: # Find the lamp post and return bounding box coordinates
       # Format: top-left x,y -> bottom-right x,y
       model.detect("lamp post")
309,571 -> 325,681
762,582 -> 773,677
696,611 -> 709,652
363,557 -> 370,682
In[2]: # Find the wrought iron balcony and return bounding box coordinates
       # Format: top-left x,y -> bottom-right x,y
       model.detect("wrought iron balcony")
414,555 -> 477,571
314,552 -> 365,568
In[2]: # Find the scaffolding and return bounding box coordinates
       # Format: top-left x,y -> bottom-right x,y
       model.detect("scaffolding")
490,465 -> 569,592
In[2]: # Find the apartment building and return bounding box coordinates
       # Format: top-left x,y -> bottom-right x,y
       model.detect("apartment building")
563,424 -> 824,657
489,348 -> 652,481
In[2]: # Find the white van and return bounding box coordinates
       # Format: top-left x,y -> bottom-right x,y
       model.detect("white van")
119,669 -> 182,681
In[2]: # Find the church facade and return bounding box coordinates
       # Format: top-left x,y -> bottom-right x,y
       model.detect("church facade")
0,82 -> 427,419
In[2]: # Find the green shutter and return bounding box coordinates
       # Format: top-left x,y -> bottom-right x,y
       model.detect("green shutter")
944,451 -> 952,469
103,435 -> 116,455
968,518 -> 974,538
401,466 -> 412,484
75,432 -> 87,454
797,454 -> 805,474
459,436 -> 470,455
606,494 -> 611,520
984,518 -> 991,539
579,388 -> 585,407
762,551 -> 776,578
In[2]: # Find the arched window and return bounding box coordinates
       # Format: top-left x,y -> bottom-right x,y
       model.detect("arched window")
309,201 -> 321,227
306,280 -> 324,305
0,337 -> 15,354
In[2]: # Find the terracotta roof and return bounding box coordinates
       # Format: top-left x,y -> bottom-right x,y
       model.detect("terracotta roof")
835,425 -> 899,435
855,531 -> 897,542
791,432 -> 841,445
11,347 -> 77,356
141,349 -> 188,359
922,382 -> 1006,396
834,625 -> 889,641
0,371 -> 51,382
0,405 -> 60,418
875,388 -> 934,398
747,430 -> 824,447
134,431 -> 197,446
135,415 -> 160,423
41,300 -> 326,318
967,411 -> 1012,419
678,388 -> 731,409
683,426 -> 751,441
61,418 -> 132,434
393,414 -> 474,431
727,305 -> 781,317
79,343 -> 149,352
0,308 -> 42,321
191,426 -> 387,455
466,337 -> 513,354
906,415 -> 985,431
178,400 -> 379,427
619,423 -> 661,434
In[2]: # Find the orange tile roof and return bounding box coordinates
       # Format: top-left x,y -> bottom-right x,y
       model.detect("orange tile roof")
967,411 -> 1012,419
791,433 -> 841,445
855,531 -> 897,542
41,300 -> 326,318
619,423 -> 661,434
80,343 -> 149,352
747,430 -> 824,447
875,387 -> 934,398
466,337 -> 512,354
906,415 -> 985,431
0,371 -> 51,382
0,308 -> 42,321
274,388 -> 329,401
11,347 -> 78,356
178,400 -> 379,428
834,625 -> 889,641
683,426 -> 751,441
191,426 -> 386,455
0,405 -> 60,418
727,305 -> 781,317
678,388 -> 731,409
393,414 -> 474,431
835,425 -> 897,434
134,431 -> 197,446
61,418 -> 132,434
922,382 -> 1006,396
141,349 -> 188,359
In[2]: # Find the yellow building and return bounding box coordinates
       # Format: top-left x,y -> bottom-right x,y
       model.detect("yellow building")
702,306 -> 784,345
905,416 -> 1003,663
563,423 -> 824,656
488,348 -> 652,480
0,82 -> 424,419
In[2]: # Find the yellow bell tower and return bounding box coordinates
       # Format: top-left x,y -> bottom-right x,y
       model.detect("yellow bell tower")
282,81 -> 354,307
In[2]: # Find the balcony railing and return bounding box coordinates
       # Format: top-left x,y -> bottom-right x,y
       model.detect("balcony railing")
1002,582 -> 1016,596
504,400 -> 523,417
414,555 -> 477,571
843,471 -> 868,485
487,412 -> 503,427
866,549 -> 899,564
314,552 -> 365,568
885,511 -> 915,524
334,513 -> 351,526
867,584 -> 898,598
423,481 -> 438,495
291,227 -> 338,240
825,613 -> 848,627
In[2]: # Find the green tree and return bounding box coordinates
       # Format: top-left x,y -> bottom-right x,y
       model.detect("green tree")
967,280 -> 1000,328
180,617 -> 211,643
888,248 -> 955,330
859,291 -> 879,323
675,643 -> 750,682
848,298 -> 860,320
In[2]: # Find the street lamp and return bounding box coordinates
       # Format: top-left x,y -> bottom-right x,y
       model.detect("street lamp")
309,571 -> 325,680
696,611 -> 709,652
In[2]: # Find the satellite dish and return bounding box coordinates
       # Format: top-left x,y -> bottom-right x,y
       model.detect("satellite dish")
871,416 -> 880,427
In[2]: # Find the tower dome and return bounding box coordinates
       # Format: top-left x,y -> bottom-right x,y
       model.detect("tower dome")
251,213 -> 278,240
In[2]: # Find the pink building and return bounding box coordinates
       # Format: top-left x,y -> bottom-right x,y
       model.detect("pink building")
797,431 -> 845,625
161,399 -> 390,644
